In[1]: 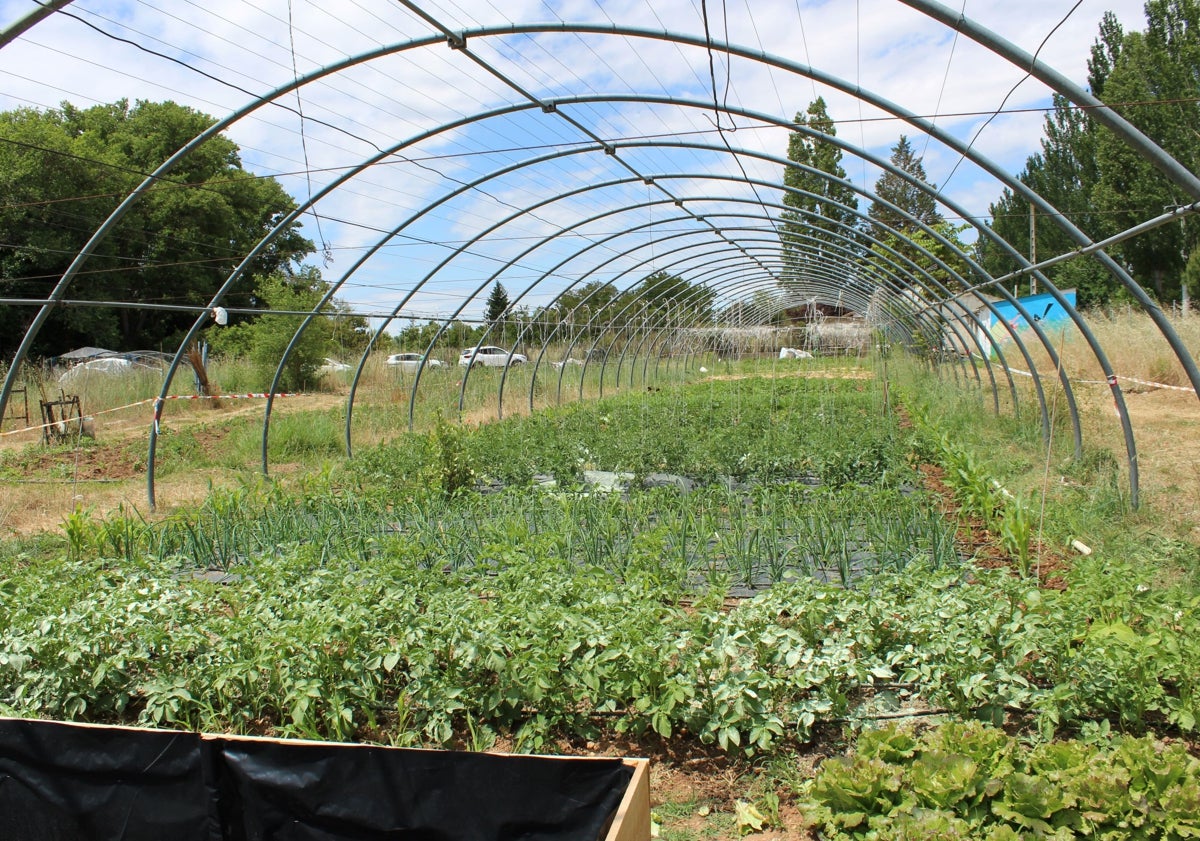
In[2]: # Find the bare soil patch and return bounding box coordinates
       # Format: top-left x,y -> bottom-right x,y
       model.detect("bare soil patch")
549,733 -> 825,839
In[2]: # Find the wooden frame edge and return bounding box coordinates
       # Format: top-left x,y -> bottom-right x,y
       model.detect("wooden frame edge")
605,757 -> 651,841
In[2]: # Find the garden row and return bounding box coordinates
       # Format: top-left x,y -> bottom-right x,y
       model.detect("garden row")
2,374 -> 1196,761
3,532 -> 1196,757
803,720 -> 1200,839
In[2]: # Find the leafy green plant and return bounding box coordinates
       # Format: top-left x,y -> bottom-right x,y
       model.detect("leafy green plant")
5,368 -> 1200,783
433,419 -> 476,498
61,506 -> 96,563
804,722 -> 1200,840
997,496 -> 1034,577
938,435 -> 1001,524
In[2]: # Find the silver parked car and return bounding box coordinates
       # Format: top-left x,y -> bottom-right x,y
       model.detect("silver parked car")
458,346 -> 527,368
386,352 -> 445,373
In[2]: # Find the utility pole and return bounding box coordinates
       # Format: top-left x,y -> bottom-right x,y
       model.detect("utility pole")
1029,204 -> 1037,296
1183,215 -> 1191,317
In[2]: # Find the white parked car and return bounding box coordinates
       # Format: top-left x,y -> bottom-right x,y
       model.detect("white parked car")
386,352 -> 445,373
317,357 -> 352,375
459,346 -> 527,368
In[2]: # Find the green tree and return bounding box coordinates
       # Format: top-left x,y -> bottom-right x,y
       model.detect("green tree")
0,99 -> 312,356
326,301 -> 372,358
865,138 -> 964,295
537,280 -> 618,341
395,319 -> 442,352
395,318 -> 481,355
780,98 -> 861,287
614,271 -> 716,327
981,3 -> 1200,307
208,266 -> 333,390
1088,11 -> 1127,100
866,221 -> 973,299
485,281 -> 510,327
980,95 -> 1113,306
868,136 -> 942,234
1090,0 -> 1200,303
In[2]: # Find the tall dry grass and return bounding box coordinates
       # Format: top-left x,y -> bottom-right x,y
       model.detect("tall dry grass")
1007,307 -> 1200,389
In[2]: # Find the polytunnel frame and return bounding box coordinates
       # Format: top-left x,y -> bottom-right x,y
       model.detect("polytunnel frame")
593,263 -> 952,400
0,100 -> 1080,499
0,12 -> 1194,510
208,108 -> 1076,498
406,179 -> 964,424
0,83 -> 1118,479
325,125 -> 1054,451
583,258 -> 965,402
228,81 -> 1174,509
591,231 -> 998,400
499,191 -> 1023,416
328,99 -> 1163,504
436,148 -> 1052,445
522,228 -> 979,405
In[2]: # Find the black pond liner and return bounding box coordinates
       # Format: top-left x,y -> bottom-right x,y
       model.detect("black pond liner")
0,718 -> 637,841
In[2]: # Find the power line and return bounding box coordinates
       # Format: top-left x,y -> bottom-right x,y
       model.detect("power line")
934,0 -> 1087,200
6,84 -> 1199,217
286,0 -> 330,266
921,0 -> 966,162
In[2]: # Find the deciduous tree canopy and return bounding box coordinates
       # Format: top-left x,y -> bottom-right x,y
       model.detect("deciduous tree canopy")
0,98 -> 314,356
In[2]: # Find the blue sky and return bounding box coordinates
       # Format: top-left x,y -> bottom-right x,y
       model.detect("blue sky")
0,0 -> 1153,331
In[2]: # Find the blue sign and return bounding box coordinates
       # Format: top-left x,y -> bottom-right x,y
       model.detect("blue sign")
983,290 -> 1076,356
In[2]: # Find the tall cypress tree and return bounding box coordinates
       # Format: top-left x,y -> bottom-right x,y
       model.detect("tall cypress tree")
864,137 -> 970,297
780,97 -> 860,288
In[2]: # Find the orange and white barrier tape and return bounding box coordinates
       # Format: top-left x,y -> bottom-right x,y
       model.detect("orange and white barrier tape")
968,355 -> 1197,394
159,392 -> 298,400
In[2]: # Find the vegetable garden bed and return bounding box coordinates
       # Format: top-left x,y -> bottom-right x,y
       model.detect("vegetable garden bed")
2,370 -> 1198,839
